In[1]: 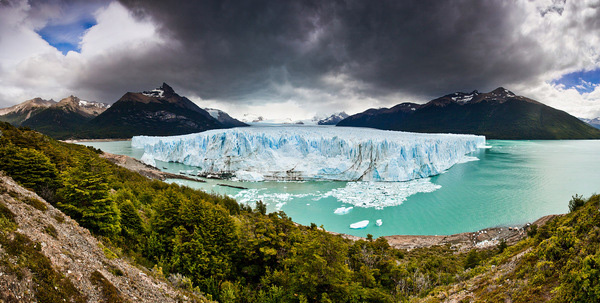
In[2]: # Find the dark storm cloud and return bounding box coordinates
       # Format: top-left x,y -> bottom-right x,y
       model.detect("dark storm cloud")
109,0 -> 555,102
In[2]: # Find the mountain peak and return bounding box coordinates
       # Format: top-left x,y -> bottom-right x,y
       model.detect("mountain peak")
490,87 -> 515,97
160,82 -> 175,95
142,83 -> 176,98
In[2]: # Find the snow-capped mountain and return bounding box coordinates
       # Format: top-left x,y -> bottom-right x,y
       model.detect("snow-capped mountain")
78,99 -> 111,115
317,112 -> 349,125
47,96 -> 110,118
0,98 -> 56,125
84,83 -> 239,138
579,117 -> 600,129
203,108 -> 247,127
338,87 -> 600,139
21,96 -> 109,138
238,112 -> 350,125
239,114 -> 265,123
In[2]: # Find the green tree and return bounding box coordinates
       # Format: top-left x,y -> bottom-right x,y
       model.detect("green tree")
464,249 -> 480,269
0,143 -> 59,195
569,194 -> 585,213
170,198 -> 239,295
118,199 -> 145,250
57,156 -> 120,237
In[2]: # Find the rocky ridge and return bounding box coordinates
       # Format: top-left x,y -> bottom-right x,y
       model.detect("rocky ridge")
0,173 -> 208,302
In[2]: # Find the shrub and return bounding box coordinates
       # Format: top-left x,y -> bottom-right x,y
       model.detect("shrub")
569,194 -> 585,213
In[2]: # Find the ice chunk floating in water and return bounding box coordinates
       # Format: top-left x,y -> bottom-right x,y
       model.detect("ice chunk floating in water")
334,206 -> 353,215
376,219 -> 383,227
132,126 -> 485,182
350,220 -> 369,229
324,178 -> 441,209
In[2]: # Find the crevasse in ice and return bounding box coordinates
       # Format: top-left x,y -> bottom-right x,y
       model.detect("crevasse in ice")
132,126 -> 485,182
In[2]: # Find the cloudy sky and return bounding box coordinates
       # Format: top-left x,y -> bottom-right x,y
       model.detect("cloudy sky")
1,0 -> 600,120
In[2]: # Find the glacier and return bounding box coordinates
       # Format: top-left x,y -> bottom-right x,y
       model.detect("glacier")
132,126 -> 485,182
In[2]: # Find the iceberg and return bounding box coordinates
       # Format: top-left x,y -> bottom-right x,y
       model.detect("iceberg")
132,126 -> 485,182
334,206 -> 353,215
350,220 -> 369,229
376,219 -> 383,226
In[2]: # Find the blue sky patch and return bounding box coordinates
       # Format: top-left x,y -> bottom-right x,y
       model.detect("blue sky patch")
552,68 -> 600,94
37,18 -> 97,55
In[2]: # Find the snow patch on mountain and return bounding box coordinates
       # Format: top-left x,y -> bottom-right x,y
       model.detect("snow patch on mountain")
142,89 -> 165,98
78,100 -> 110,109
205,108 -> 220,120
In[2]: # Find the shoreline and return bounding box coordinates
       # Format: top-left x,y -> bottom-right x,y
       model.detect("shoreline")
100,151 -> 205,182
103,151 -> 559,250
62,138 -> 131,143
330,214 -> 556,251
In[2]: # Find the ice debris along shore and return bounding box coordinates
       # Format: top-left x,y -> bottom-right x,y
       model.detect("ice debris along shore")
132,126 -> 485,182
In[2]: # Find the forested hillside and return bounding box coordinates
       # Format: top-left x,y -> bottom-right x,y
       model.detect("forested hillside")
0,122 -> 598,302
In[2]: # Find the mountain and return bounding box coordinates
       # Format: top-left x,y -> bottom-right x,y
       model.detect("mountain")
203,108 -> 248,127
580,117 -> 600,129
83,83 -> 231,138
317,112 -> 349,125
338,87 -> 600,139
240,113 -> 264,123
21,96 -> 109,138
0,98 -> 56,125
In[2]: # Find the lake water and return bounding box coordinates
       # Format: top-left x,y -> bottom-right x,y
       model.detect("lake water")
80,139 -> 600,237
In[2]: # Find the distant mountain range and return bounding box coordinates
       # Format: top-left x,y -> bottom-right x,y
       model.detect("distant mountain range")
338,87 -> 600,139
4,85 -> 598,140
0,83 -> 246,139
0,98 -> 57,125
204,108 -> 248,127
579,117 -> 600,129
21,96 -> 110,138
238,112 -> 349,125
317,112 -> 349,125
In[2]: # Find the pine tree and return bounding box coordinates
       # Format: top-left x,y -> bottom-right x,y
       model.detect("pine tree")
57,156 -> 120,237
0,143 -> 59,192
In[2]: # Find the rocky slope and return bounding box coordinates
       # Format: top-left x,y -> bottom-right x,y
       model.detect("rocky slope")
0,173 -> 207,302
338,87 -> 600,139
0,98 -> 56,125
418,194 -> 600,302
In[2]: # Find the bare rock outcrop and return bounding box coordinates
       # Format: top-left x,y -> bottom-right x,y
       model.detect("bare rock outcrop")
0,173 -> 208,302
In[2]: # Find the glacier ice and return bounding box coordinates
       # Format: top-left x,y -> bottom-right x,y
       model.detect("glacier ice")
140,153 -> 156,167
132,126 -> 485,182
350,220 -> 369,229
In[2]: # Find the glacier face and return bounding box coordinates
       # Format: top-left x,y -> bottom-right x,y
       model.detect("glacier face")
132,126 -> 485,182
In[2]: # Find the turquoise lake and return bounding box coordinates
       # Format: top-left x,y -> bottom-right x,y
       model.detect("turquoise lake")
80,139 -> 600,237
